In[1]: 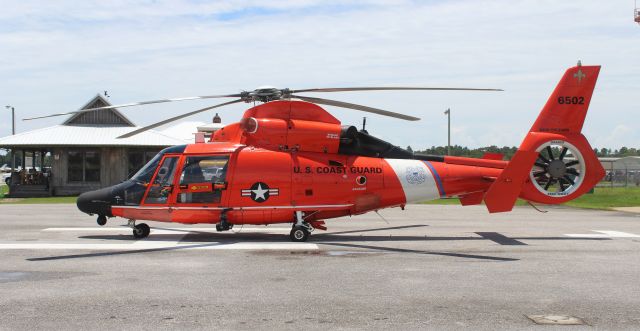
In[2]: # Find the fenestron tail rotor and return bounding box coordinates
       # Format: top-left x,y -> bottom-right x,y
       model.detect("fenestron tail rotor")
23,85 -> 502,138
530,141 -> 585,196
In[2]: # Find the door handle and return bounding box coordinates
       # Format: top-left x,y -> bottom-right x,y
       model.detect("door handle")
213,182 -> 227,190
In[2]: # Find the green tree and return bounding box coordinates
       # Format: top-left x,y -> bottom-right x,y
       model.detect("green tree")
599,148 -> 609,156
619,147 -> 628,156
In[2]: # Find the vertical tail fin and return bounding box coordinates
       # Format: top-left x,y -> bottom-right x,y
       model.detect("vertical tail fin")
484,63 -> 605,213
530,63 -> 600,134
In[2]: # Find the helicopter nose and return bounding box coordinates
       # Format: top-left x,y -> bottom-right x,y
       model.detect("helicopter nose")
77,186 -> 114,217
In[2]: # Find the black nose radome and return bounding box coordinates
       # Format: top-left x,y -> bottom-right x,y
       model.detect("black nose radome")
77,186 -> 114,217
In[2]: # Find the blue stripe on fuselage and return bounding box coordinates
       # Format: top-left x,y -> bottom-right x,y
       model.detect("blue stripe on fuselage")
423,161 -> 445,197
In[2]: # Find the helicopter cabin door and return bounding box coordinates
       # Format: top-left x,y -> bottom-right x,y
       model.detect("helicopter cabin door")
170,154 -> 232,224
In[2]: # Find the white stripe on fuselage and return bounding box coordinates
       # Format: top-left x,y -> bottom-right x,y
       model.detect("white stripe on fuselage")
385,159 -> 440,203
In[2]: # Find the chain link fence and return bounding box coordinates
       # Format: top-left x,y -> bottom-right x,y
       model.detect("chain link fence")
597,157 -> 640,188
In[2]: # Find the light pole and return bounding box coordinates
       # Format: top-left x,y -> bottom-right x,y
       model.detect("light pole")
5,106 -> 14,135
444,108 -> 451,155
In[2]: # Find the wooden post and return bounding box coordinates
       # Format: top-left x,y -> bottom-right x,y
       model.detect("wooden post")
10,148 -> 15,172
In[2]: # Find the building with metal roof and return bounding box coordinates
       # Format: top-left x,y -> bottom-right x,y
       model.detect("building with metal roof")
598,156 -> 640,187
0,95 -> 205,197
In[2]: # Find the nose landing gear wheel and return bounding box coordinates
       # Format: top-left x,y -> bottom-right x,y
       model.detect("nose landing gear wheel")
96,215 -> 107,226
133,223 -> 150,239
290,225 -> 310,242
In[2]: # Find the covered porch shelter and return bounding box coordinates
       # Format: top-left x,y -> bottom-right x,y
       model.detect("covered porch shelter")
0,95 -> 187,197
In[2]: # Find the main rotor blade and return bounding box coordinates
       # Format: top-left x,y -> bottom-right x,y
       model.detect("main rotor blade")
117,99 -> 243,139
23,93 -> 242,121
292,87 -> 503,93
291,95 -> 420,121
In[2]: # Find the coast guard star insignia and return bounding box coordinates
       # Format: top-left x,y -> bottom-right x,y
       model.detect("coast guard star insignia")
241,182 -> 279,203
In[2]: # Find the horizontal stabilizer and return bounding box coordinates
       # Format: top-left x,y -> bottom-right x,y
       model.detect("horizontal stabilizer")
459,192 -> 484,206
484,150 -> 539,213
482,152 -> 504,160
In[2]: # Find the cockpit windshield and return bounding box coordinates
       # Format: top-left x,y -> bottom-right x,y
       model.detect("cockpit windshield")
130,153 -> 162,183
130,145 -> 186,183
120,145 -> 186,206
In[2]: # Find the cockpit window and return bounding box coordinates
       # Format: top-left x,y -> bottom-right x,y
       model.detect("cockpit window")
122,145 -> 185,206
130,153 -> 162,183
178,155 -> 229,204
144,156 -> 179,204
130,145 -> 186,183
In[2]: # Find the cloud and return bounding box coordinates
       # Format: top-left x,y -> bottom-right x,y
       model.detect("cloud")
0,0 -> 638,149
592,124 -> 635,150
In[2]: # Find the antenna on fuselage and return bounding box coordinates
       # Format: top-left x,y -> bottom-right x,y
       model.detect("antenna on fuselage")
361,117 -> 368,134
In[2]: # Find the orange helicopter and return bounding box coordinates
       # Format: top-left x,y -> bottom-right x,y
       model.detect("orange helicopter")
30,62 -> 604,242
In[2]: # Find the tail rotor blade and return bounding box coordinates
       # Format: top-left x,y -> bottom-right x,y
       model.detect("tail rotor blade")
546,146 -> 555,160
117,99 -> 243,139
291,95 -> 420,121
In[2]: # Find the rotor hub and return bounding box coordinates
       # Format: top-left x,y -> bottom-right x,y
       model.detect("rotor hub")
547,160 -> 567,178
242,87 -> 291,103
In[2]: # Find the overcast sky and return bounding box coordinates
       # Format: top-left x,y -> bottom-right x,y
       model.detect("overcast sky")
1,0 -> 638,150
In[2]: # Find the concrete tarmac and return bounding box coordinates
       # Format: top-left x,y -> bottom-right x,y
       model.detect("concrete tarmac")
0,203 -> 639,330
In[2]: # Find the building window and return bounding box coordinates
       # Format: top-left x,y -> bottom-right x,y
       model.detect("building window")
67,151 -> 84,182
68,150 -> 101,183
85,151 -> 101,182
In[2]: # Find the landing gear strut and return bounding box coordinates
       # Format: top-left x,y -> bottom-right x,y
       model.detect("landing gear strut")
290,211 -> 313,242
215,209 -> 233,232
128,219 -> 150,239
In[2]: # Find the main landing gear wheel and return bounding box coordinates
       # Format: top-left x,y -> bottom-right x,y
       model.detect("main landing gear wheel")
133,223 -> 150,239
290,225 -> 310,242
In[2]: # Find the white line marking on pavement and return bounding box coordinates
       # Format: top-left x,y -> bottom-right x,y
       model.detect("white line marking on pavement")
564,233 -> 610,238
42,227 -> 293,234
20,227 -> 316,251
593,230 -> 640,238
0,242 -> 319,250
564,230 -> 640,238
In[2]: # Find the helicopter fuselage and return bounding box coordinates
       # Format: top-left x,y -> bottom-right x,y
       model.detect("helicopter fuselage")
88,143 -> 503,227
